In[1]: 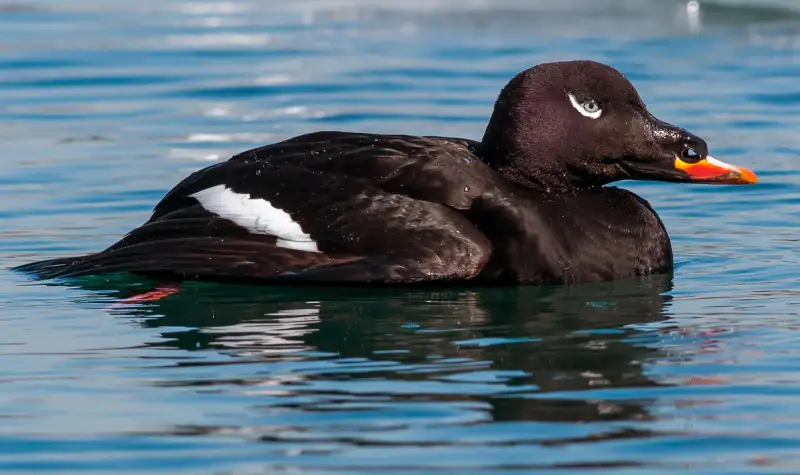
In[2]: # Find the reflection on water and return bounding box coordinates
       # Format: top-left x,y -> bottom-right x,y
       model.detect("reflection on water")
42,274 -> 675,470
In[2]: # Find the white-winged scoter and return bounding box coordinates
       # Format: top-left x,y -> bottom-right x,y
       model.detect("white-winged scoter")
15,60 -> 757,285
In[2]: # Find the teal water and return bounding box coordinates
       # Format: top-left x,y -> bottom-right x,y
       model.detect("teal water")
2,0 -> 800,473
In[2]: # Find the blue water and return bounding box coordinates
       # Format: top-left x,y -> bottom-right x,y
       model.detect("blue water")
2,0 -> 800,473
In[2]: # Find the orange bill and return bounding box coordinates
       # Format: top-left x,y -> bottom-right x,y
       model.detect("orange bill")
674,155 -> 758,184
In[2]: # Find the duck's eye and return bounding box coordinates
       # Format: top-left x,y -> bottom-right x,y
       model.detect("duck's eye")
567,93 -> 603,119
582,100 -> 600,113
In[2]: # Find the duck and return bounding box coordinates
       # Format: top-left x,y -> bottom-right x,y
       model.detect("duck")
14,60 -> 757,286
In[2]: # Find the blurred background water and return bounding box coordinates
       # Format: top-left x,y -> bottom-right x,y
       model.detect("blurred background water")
1,0 -> 799,473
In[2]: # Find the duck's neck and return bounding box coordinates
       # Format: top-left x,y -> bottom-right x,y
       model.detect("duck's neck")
476,140 -> 604,194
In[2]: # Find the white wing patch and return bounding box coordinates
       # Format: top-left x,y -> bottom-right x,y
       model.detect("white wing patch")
191,185 -> 320,253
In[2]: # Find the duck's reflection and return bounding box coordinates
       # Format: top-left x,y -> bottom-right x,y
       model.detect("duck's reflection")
79,274 -> 676,429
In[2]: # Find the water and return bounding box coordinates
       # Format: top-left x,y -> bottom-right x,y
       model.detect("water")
1,0 -> 799,472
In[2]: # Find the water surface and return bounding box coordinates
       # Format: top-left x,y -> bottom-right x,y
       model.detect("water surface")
1,0 -> 799,473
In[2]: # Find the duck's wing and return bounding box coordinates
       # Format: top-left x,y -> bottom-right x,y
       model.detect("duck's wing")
151,131 -> 505,219
18,134 -> 496,283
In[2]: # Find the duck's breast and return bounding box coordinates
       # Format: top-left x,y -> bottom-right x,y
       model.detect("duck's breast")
471,187 -> 672,284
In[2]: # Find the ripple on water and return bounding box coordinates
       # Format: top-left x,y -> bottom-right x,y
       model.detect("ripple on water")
1,0 -> 800,473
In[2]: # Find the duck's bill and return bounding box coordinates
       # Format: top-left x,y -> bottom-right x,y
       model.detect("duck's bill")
673,156 -> 758,184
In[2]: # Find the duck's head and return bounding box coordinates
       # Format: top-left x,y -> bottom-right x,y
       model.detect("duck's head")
481,60 -> 757,190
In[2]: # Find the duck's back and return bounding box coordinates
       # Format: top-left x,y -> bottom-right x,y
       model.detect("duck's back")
18,132 -> 506,283
152,131 -> 505,220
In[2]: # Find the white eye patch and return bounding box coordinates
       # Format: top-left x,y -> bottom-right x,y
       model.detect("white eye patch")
568,93 -> 602,119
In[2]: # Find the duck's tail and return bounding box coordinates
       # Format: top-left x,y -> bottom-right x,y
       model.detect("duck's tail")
11,237 -> 356,283
12,254 -> 97,280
